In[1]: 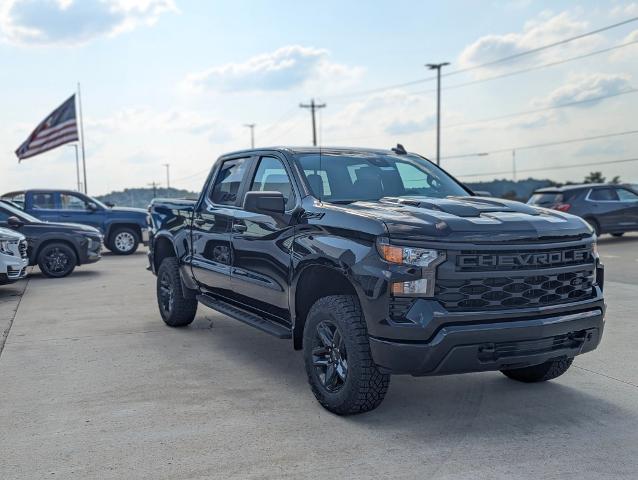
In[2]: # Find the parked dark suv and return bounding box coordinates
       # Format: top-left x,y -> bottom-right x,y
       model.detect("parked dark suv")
528,184 -> 638,237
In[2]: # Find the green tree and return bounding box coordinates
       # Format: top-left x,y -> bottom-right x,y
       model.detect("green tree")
583,171 -> 605,184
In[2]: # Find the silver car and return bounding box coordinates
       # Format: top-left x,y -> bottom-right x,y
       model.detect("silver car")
0,227 -> 28,284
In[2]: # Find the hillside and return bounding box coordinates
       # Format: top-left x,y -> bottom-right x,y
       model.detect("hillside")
96,187 -> 198,209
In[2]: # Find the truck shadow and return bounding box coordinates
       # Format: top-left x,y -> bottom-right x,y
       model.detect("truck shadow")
193,313 -> 634,440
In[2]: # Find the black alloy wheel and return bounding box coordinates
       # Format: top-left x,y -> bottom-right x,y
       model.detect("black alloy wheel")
38,243 -> 77,278
158,270 -> 175,317
312,320 -> 348,393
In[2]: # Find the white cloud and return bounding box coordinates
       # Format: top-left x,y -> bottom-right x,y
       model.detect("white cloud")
610,29 -> 638,62
458,11 -> 602,75
535,73 -> 632,107
184,45 -> 363,93
610,2 -> 638,17
0,0 -> 177,46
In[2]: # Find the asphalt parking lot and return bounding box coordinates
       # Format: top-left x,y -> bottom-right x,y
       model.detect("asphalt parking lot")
1,235 -> 637,479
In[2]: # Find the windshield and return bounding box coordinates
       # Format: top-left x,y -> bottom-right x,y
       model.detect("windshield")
295,152 -> 469,203
0,201 -> 42,223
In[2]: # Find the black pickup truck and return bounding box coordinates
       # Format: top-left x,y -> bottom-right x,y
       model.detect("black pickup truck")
148,146 -> 605,415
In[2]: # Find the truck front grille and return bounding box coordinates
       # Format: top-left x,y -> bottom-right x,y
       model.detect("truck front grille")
435,269 -> 594,311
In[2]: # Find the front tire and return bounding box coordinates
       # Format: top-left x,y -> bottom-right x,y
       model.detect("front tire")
585,218 -> 601,237
108,227 -> 140,255
37,242 -> 77,278
501,357 -> 573,383
157,257 -> 197,327
303,295 -> 390,415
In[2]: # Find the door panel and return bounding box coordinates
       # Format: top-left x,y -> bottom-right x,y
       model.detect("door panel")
190,203 -> 233,294
190,157 -> 251,295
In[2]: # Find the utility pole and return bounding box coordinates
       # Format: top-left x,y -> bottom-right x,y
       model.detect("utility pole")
512,149 -> 517,181
426,62 -> 450,166
244,123 -> 256,148
163,163 -> 170,189
299,99 -> 326,146
148,181 -> 159,198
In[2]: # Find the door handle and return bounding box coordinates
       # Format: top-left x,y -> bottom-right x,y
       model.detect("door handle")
232,223 -> 247,233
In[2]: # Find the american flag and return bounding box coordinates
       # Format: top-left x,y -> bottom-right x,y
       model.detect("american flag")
15,95 -> 79,161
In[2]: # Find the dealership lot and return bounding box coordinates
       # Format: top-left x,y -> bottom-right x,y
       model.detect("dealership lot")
1,236 -> 637,479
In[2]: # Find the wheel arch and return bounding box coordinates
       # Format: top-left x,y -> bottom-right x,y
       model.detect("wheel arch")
107,222 -> 142,244
291,263 -> 358,350
153,234 -> 177,272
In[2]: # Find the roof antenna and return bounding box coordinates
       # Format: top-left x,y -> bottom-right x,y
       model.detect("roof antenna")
392,143 -> 407,155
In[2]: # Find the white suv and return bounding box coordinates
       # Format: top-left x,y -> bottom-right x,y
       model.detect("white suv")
0,227 -> 28,285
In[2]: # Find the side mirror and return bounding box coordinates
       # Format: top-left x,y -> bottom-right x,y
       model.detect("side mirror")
87,202 -> 98,212
7,216 -> 24,229
243,191 -> 285,215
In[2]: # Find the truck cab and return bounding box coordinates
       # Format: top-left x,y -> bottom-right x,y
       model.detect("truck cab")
2,189 -> 149,255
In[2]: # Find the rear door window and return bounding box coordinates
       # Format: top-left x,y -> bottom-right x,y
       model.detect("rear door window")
31,192 -> 56,209
210,158 -> 250,206
589,188 -> 619,201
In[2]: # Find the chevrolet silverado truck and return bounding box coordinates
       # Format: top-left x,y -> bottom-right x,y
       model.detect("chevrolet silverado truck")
1,189 -> 148,255
147,146 -> 605,415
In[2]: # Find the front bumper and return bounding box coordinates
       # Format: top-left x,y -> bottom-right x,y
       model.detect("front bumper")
369,305 -> 605,375
0,255 -> 28,284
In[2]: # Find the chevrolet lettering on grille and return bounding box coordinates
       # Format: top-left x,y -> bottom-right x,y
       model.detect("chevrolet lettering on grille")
458,248 -> 592,268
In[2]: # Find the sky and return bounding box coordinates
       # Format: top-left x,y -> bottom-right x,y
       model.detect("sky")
1,0 -> 638,196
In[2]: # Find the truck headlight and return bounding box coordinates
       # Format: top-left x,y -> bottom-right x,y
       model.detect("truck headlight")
0,238 -> 16,256
377,240 -> 445,297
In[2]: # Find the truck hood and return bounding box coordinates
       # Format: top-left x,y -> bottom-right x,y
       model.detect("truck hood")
339,196 -> 592,243
33,221 -> 101,236
108,206 -> 147,215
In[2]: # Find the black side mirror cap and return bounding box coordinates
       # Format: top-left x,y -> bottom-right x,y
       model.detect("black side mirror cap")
243,191 -> 285,215
7,216 -> 24,228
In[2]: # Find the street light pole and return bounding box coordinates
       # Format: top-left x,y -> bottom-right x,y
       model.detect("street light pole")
163,163 -> 170,189
244,124 -> 256,148
426,62 -> 450,166
512,149 -> 517,181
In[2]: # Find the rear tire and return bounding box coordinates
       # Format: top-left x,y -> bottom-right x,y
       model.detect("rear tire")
108,227 -> 139,255
501,357 -> 573,383
37,243 -> 77,278
157,257 -> 197,327
303,295 -> 390,415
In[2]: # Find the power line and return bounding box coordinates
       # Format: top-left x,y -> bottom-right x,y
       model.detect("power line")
442,88 -> 638,131
443,129 -> 638,159
456,157 -> 638,179
324,88 -> 638,143
410,39 -> 638,97
447,16 -> 638,78
327,16 -> 638,101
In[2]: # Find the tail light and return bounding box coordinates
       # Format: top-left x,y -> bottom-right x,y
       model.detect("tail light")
553,203 -> 571,212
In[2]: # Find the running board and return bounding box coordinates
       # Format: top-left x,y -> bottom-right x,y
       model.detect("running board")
197,294 -> 292,339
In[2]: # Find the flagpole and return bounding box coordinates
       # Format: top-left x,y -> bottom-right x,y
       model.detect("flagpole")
77,82 -> 88,194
